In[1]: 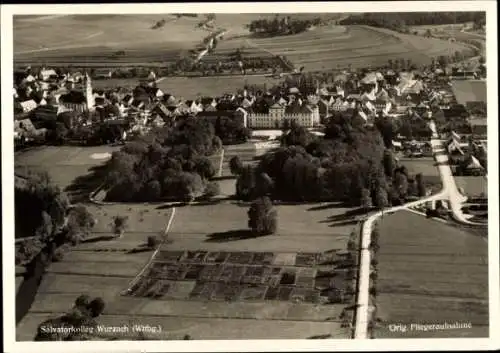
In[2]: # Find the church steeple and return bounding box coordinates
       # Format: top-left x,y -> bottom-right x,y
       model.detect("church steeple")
85,72 -> 95,112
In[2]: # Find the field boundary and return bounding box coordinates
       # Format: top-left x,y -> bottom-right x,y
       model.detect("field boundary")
120,207 -> 176,296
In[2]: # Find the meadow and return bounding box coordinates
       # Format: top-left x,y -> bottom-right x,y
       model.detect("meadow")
455,176 -> 487,197
450,80 -> 487,105
15,145 -> 121,202
15,14 -> 472,71
17,201 -> 359,340
373,211 -> 488,338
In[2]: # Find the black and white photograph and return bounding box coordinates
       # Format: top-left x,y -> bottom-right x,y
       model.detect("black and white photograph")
2,1 -> 498,352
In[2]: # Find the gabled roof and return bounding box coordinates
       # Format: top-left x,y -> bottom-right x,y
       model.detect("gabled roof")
59,91 -> 86,104
200,97 -> 215,105
269,102 -> 284,109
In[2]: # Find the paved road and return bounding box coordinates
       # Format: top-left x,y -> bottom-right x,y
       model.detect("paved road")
355,120 -> 486,339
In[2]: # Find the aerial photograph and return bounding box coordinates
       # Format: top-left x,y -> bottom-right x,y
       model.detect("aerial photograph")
9,7 -> 490,344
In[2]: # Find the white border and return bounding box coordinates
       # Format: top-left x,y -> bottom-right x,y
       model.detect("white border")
2,2 -> 498,352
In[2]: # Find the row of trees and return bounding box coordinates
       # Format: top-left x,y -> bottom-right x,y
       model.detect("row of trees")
247,15 -> 322,36
340,12 -> 486,32
103,117 -> 222,202
232,115 -> 431,207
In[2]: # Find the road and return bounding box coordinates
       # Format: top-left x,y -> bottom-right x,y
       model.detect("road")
354,120 -> 486,339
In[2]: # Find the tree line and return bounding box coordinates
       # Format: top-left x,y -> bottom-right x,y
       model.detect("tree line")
232,117 -> 431,208
247,15 -> 323,36
340,12 -> 486,31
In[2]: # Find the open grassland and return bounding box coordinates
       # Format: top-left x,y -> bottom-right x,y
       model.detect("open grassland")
18,312 -> 349,341
15,145 -> 121,202
17,201 -> 357,340
15,13 -> 471,71
155,75 -> 280,98
451,80 -> 487,104
455,176 -> 487,197
14,15 -> 208,58
166,202 -> 355,253
92,74 -> 282,98
374,211 -> 488,338
13,14 -> 342,65
208,25 -> 472,71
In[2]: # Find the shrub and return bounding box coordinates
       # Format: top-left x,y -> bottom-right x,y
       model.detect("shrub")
52,244 -> 70,262
88,297 -> 106,318
203,181 -> 220,198
147,235 -> 161,248
248,196 -> 278,235
112,215 -> 128,236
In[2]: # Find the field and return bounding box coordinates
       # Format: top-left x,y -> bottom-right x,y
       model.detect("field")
450,80 -> 487,105
398,158 -> 442,190
455,176 -> 487,197
15,145 -> 120,202
15,14 -> 472,71
17,201 -> 360,340
203,25 -> 473,71
13,14 -> 253,62
373,211 -> 488,338
92,74 -> 282,98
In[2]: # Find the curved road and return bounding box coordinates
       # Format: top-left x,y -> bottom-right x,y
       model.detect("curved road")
354,120 -> 487,339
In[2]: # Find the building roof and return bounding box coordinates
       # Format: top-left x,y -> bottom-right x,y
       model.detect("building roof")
59,91 -> 86,104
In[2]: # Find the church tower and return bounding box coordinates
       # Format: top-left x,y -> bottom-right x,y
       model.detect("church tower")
85,72 -> 95,112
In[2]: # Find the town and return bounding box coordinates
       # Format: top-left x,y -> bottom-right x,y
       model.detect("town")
11,10 -> 489,344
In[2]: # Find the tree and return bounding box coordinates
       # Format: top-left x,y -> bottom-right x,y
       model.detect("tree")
382,150 -> 395,177
229,156 -> 244,175
236,165 -> 257,200
35,211 -> 53,240
194,157 -> 216,180
256,172 -> 274,197
112,215 -> 128,236
416,173 -> 426,197
178,172 -> 204,201
360,188 -> 373,211
393,171 -> 409,200
88,297 -> 106,318
147,235 -> 161,248
66,205 -> 95,244
437,55 -> 449,68
248,196 -> 278,235
375,187 -> 389,209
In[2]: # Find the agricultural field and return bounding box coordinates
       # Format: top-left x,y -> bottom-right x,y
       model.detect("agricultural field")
13,13 -> 342,65
450,80 -> 487,105
16,206 -> 173,341
17,202 -> 360,340
455,176 -> 487,197
207,25 -> 473,71
15,14 -> 472,71
373,211 -> 488,338
92,75 -> 281,98
156,74 -> 280,98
